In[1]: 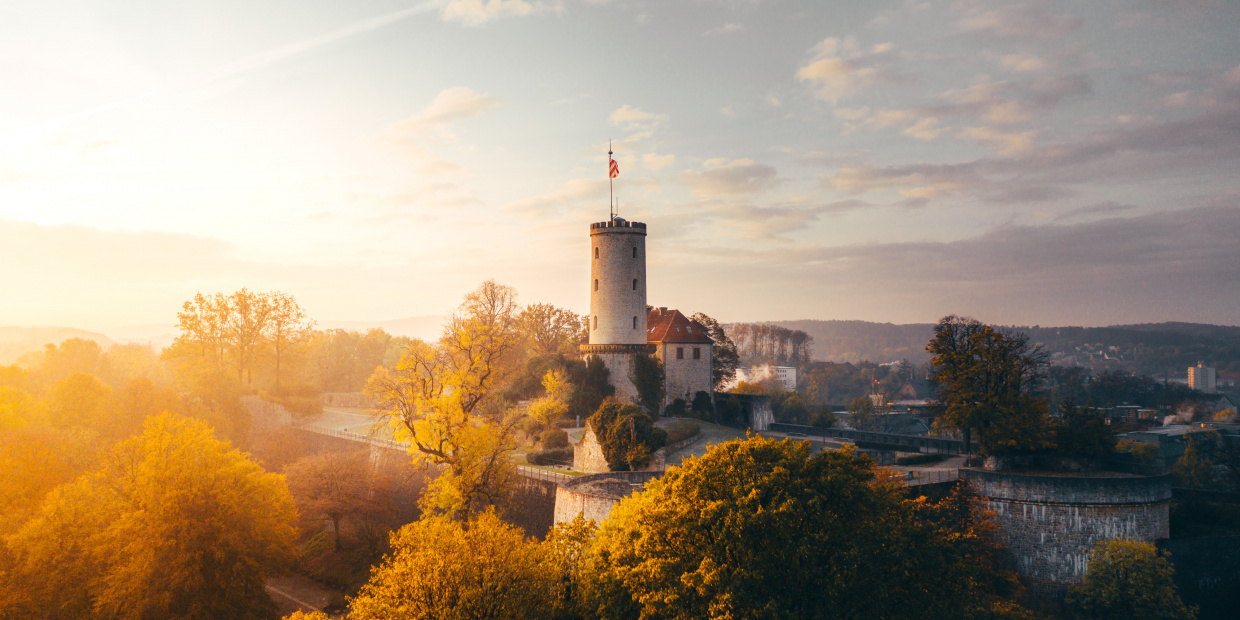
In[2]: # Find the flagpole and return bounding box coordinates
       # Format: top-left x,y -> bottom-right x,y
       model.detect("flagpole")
608,140 -> 614,219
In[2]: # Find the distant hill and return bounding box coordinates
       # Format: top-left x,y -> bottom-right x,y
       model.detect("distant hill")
0,327 -> 117,365
766,320 -> 1240,376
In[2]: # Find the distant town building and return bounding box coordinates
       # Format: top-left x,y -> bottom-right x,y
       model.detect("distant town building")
1188,362 -> 1217,393
735,365 -> 797,391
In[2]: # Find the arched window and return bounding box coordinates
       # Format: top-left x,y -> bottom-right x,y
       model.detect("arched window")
632,278 -> 637,290
594,247 -> 599,259
632,316 -> 637,329
594,279 -> 598,291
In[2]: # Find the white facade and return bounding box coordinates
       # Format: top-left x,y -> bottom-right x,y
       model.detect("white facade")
736,365 -> 797,391
1188,363 -> 1217,393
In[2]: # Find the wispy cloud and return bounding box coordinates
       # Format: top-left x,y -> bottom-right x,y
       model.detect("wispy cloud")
797,37 -> 903,103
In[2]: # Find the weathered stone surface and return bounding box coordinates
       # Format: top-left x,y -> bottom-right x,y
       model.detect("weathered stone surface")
553,471 -> 661,525
963,469 -> 1171,587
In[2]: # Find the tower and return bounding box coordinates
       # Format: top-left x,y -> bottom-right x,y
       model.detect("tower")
580,217 -> 654,405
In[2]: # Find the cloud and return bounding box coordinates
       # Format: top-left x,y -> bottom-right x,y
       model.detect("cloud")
392,87 -> 499,136
957,5 -> 1082,40
796,37 -> 901,103
1053,201 -> 1138,222
609,105 -> 667,132
678,158 -> 779,197
642,153 -> 675,170
955,126 -> 1035,155
441,0 -> 539,26
903,118 -> 945,140
678,206 -> 1240,326
705,23 -> 744,36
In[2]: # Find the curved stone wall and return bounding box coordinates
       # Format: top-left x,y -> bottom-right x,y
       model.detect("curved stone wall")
962,469 -> 1172,587
553,470 -> 661,525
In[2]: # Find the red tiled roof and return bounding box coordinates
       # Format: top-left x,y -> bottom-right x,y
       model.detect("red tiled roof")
646,308 -> 713,344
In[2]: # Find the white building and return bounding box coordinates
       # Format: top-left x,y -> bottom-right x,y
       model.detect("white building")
1188,362 -> 1217,393
735,365 -> 797,391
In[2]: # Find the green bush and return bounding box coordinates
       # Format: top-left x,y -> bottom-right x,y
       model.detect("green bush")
588,401 -> 667,471
665,420 -> 701,445
896,453 -> 947,466
527,448 -> 574,466
543,428 -> 569,449
664,397 -> 687,418
691,391 -> 714,417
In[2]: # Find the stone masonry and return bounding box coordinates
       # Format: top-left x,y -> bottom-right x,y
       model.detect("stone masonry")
962,469 -> 1172,588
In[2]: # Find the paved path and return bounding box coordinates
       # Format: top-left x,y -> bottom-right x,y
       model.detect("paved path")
266,574 -> 345,618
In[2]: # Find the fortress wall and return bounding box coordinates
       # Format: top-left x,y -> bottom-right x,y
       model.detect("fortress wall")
962,469 -> 1171,587
553,471 -> 662,525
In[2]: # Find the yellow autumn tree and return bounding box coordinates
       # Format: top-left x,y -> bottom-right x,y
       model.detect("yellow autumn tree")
348,511 -> 555,620
365,280 -> 525,518
0,413 -> 297,620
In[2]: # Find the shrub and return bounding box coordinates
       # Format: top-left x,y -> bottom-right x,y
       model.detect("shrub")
526,448 -> 574,466
810,409 -> 837,428
691,391 -> 714,417
896,453 -> 947,466
543,428 -> 569,449
588,401 -> 667,471
664,420 -> 701,445
664,397 -> 687,418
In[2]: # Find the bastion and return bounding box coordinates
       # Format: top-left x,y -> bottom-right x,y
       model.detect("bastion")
961,468 -> 1172,589
553,471 -> 660,525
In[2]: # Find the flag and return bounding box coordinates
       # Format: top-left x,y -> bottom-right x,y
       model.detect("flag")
609,158 -> 619,178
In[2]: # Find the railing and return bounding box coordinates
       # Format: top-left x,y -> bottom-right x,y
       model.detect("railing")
292,422 -> 576,484
768,423 -> 966,454
901,469 -> 960,486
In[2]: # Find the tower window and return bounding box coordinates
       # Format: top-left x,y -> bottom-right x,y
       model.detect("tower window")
676,347 -> 684,360
632,316 -> 637,329
632,279 -> 637,290
594,247 -> 598,259
693,347 -> 701,359
594,279 -> 598,291
632,247 -> 637,258
593,316 -> 597,330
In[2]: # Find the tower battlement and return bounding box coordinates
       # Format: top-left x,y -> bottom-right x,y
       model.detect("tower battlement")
590,219 -> 646,231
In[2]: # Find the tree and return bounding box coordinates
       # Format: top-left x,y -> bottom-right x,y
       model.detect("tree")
1065,539 -> 1195,620
926,315 -> 1051,455
629,353 -> 665,415
365,280 -> 525,518
519,303 -> 584,356
585,436 -> 990,619
690,312 -> 739,390
848,395 -> 876,430
266,291 -> 314,389
284,450 -> 376,551
1,413 -> 297,620
587,401 -> 667,471
348,511 -> 555,620
1052,404 -> 1116,457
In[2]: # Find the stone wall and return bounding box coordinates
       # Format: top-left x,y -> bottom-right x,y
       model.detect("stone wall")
573,425 -> 666,473
588,221 -> 646,346
962,469 -> 1171,588
573,426 -> 611,473
659,342 -> 713,411
1161,534 -> 1240,620
553,471 -> 662,525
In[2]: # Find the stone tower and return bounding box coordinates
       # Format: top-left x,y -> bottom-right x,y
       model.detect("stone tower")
580,217 -> 654,404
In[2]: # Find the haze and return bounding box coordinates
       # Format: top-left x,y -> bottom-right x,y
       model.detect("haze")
3,0 -> 1238,332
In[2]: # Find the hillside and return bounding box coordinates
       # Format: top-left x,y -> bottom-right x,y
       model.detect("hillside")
0,326 -> 117,365
767,320 -> 1240,376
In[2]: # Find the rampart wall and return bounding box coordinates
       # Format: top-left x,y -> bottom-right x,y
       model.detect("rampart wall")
962,469 -> 1171,588
553,471 -> 662,525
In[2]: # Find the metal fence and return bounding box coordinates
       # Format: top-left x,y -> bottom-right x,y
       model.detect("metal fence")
292,422 -> 576,485
901,469 -> 960,486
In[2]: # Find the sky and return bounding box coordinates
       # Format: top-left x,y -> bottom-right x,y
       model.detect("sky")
2,0 -> 1239,334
